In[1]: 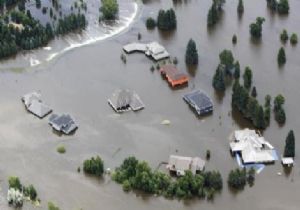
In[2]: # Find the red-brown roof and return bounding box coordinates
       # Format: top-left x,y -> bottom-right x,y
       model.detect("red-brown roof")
160,65 -> 188,81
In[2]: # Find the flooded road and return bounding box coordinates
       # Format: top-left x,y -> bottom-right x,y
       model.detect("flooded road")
0,0 -> 300,209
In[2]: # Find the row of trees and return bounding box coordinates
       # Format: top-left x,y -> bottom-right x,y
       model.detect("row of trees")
227,167 -> 255,190
112,156 -> 223,200
280,29 -> 298,45
0,9 -> 86,59
146,9 -> 177,31
232,80 -> 269,129
267,0 -> 290,14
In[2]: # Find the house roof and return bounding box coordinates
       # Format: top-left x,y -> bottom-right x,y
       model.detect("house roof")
22,92 -> 52,118
183,90 -> 213,115
49,114 -> 77,134
123,43 -> 147,53
242,144 -> 275,163
108,89 -> 145,113
27,100 -> 52,118
160,65 -> 188,81
167,155 -> 205,174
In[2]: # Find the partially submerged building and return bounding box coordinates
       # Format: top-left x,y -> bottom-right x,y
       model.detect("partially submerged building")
183,90 -> 213,116
166,155 -> 205,176
230,129 -> 276,164
108,89 -> 145,113
160,65 -> 189,87
49,114 -> 78,135
281,157 -> 294,167
123,41 -> 169,61
22,92 -> 52,118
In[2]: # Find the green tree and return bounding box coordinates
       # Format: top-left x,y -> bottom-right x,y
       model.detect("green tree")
185,39 -> 198,65
157,9 -> 177,30
290,33 -> 298,45
284,130 -> 295,157
280,29 -> 289,43
254,105 -> 266,129
237,0 -> 244,14
232,34 -> 237,44
277,0 -> 289,14
100,0 -> 119,20
146,17 -> 156,29
48,201 -> 60,210
234,61 -> 240,79
227,168 -> 247,189
219,49 -> 234,74
277,47 -> 286,65
213,65 -> 225,91
267,0 -> 278,11
243,66 -> 252,89
83,156 -> 104,176
249,17 -> 265,38
275,107 -> 286,124
274,94 -> 285,111
251,86 -> 257,98
247,167 -> 255,186
8,176 -> 22,190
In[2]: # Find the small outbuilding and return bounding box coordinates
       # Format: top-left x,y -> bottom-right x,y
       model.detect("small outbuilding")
281,157 -> 294,167
183,90 -> 213,116
108,89 -> 145,113
49,114 -> 78,135
160,65 -> 189,87
166,155 -> 205,176
22,92 -> 52,118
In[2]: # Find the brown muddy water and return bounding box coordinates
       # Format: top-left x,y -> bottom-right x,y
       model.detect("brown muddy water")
0,0 -> 300,209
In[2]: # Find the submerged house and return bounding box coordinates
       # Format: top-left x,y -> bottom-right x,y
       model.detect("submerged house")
108,89 -> 145,113
230,129 -> 276,164
160,65 -> 189,87
166,155 -> 205,176
22,92 -> 52,118
49,114 -> 78,135
183,90 -> 213,116
145,42 -> 169,61
123,41 -> 169,61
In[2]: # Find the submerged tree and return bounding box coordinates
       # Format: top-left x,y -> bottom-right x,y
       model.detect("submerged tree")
290,33 -> 298,45
237,0 -> 244,15
284,130 -> 295,157
277,0 -> 289,14
185,39 -> 198,65
280,29 -> 289,43
243,66 -> 252,89
277,47 -> 286,65
249,17 -> 265,38
212,65 -> 225,91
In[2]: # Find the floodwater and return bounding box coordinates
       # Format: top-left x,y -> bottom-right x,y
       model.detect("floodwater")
0,0 -> 300,209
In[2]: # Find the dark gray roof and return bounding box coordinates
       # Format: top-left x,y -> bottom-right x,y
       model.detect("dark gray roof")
49,114 -> 77,134
183,90 -> 213,115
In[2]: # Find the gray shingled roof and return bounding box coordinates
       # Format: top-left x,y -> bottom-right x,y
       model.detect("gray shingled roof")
49,114 -> 78,134
183,90 -> 213,115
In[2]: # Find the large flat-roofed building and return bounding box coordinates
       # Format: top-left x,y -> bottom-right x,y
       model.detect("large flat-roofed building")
183,90 -> 213,116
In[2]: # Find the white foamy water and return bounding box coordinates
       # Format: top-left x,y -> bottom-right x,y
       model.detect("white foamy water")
1,1 -> 139,69
42,1 -> 139,66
